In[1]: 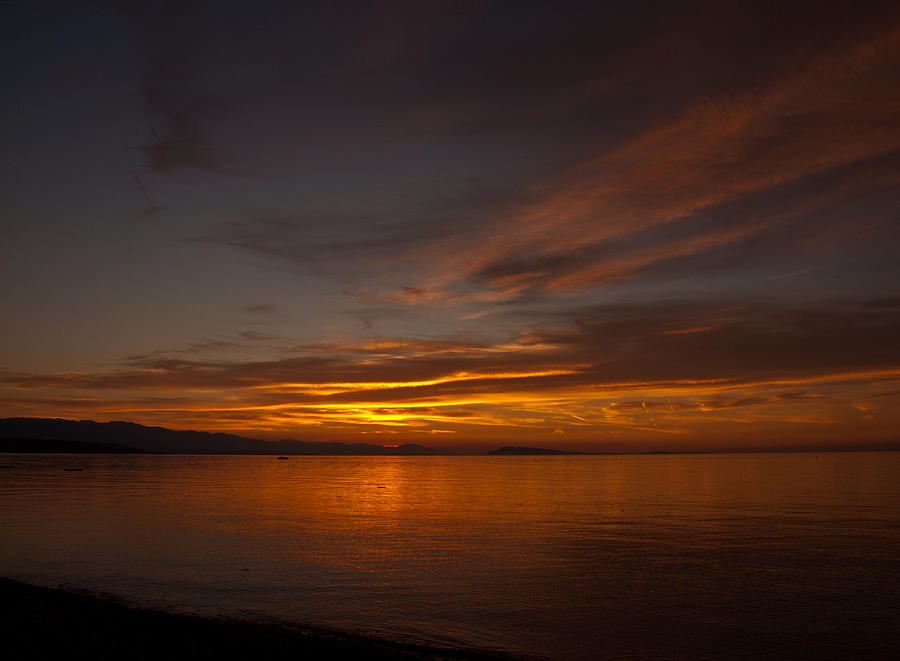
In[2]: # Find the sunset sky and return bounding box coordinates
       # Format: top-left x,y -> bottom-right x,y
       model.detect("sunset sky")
2,1 -> 899,451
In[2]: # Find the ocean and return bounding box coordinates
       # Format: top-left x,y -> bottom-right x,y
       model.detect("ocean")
1,452 -> 898,659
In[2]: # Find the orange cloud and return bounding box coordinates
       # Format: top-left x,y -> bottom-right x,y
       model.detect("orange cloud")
3,296 -> 899,449
347,19 -> 900,304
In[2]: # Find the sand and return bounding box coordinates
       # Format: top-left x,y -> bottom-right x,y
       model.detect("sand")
0,577 -> 522,660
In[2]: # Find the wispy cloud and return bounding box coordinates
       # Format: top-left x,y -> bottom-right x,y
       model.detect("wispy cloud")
423,22 -> 900,301
3,298 -> 898,446
155,3 -> 900,322
136,19 -> 228,177
4,2 -> 899,450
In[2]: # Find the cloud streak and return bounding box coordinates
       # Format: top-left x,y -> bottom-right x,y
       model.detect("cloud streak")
3,298 -> 898,448
3,2 -> 899,450
192,3 -> 900,322
415,18 -> 900,301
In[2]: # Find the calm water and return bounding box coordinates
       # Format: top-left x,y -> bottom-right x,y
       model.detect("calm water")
1,453 -> 899,659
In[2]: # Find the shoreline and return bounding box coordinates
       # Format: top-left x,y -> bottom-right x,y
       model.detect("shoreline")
0,577 -> 527,661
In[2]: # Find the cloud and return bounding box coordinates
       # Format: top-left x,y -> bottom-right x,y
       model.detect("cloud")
284,16 -> 899,319
6,299 -> 898,393
143,3 -> 899,319
433,21 -> 900,298
5,2 -> 900,449
242,304 -> 278,315
135,13 -> 229,177
3,297 -> 899,445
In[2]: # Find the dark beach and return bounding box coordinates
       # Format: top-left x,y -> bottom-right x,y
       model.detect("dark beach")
0,578 -> 522,661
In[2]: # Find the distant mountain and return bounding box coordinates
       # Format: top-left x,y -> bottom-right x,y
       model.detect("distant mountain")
0,418 -> 447,455
0,438 -> 141,453
487,446 -> 582,455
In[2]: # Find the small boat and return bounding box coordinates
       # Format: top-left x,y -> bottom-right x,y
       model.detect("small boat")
277,456 -> 290,460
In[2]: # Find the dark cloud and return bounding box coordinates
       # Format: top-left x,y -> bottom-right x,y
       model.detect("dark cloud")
863,298 -> 900,309
135,10 -> 227,176
4,1 -> 900,447
122,1 -> 900,315
525,299 -> 900,383
5,298 -> 899,398
200,180 -> 513,282
466,151 -> 900,297
238,330 -> 281,341
242,304 -> 278,315
169,1 -> 900,318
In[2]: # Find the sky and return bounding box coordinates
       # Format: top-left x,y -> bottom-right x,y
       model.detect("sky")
2,0 -> 899,451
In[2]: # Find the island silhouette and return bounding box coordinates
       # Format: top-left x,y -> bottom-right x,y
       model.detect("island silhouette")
0,417 -> 590,456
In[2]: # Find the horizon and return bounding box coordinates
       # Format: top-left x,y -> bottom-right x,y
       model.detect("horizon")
2,2 -> 900,452
3,415 -> 899,455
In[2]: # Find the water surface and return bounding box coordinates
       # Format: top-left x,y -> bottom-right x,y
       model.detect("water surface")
2,453 -> 899,659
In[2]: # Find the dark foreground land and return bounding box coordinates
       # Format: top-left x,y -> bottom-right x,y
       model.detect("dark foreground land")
0,578 -> 521,661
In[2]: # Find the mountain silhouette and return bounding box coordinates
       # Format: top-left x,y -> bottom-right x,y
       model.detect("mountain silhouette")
0,418 -> 447,455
